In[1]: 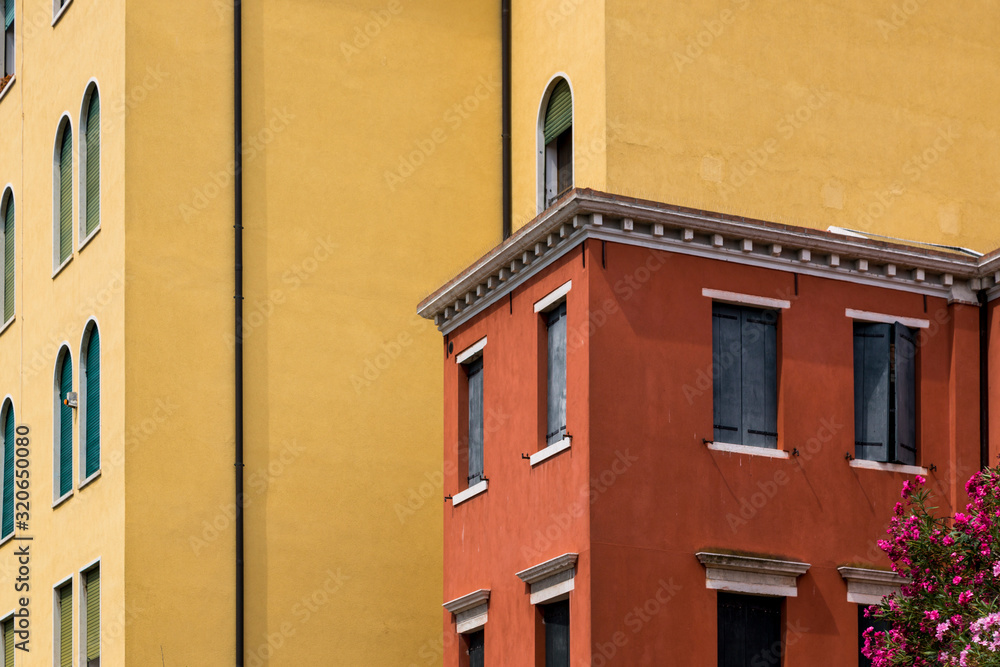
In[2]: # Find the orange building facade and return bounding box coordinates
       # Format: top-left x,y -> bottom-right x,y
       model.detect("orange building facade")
420,189 -> 1000,666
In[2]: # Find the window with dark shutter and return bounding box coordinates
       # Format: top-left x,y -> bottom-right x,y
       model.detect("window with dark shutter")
3,193 -> 13,323
58,351 -> 73,497
543,79 -> 573,209
83,326 -> 100,479
2,615 -> 12,666
1,403 -> 12,540
58,125 -> 73,264
853,321 -> 917,464
3,0 -> 13,78
543,599 -> 570,667
717,592 -> 782,667
84,566 -> 100,666
57,582 -> 72,667
712,303 -> 778,448
466,357 -> 484,486
467,630 -> 484,667
546,302 -> 567,445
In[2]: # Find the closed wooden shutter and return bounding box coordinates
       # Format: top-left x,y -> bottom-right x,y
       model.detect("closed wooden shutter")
3,197 -> 12,322
718,593 -> 781,667
60,355 -> 72,497
543,600 -> 570,667
853,323 -> 891,462
466,358 -> 484,485
59,127 -> 72,263
893,323 -> 917,465
2,617 -> 12,666
740,309 -> 778,448
86,569 -> 99,661
467,630 -> 484,667
85,94 -> 100,236
2,406 -> 12,538
712,303 -> 742,444
546,302 -> 567,445
3,0 -> 11,30
543,80 -> 572,145
85,329 -> 100,477
59,584 -> 72,667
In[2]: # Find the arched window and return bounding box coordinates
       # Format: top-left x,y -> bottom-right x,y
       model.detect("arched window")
55,348 -> 73,500
80,84 -> 100,243
0,188 -> 12,324
3,0 -> 14,79
81,322 -> 100,481
53,117 -> 73,271
538,77 -> 573,212
1,399 -> 12,539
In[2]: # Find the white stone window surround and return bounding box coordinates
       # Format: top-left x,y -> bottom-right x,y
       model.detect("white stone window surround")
534,280 -> 572,313
452,480 -> 488,506
838,567 -> 908,605
702,288 -> 792,310
444,589 -> 490,634
530,436 -> 572,466
849,459 -> 928,476
845,308 -> 930,329
696,552 -> 810,597
706,442 -> 790,459
455,336 -> 487,364
516,553 -> 578,605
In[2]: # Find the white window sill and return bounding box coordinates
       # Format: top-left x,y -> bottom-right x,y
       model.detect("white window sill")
78,226 -> 100,252
530,437 -> 572,466
452,480 -> 488,506
706,442 -> 789,459
0,316 -> 14,337
52,255 -> 73,279
0,531 -> 12,548
849,459 -> 927,475
52,0 -> 74,27
52,491 -> 73,509
78,470 -> 101,490
0,76 -> 15,104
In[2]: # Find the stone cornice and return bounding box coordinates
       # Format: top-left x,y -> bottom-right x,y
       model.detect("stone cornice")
443,589 -> 490,614
696,551 -> 811,597
515,553 -> 578,585
418,189 -> 1000,333
838,566 -> 909,605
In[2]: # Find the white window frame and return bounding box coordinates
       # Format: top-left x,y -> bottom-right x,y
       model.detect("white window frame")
78,81 -> 101,250
52,574 -> 74,667
78,558 -> 100,667
52,0 -> 74,27
52,115 -> 74,276
536,74 -> 574,214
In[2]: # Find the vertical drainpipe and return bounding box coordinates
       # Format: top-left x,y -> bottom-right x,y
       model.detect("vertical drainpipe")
234,0 -> 245,664
501,0 -> 512,240
979,289 -> 990,470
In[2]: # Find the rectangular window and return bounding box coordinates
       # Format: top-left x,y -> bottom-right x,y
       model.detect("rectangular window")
858,605 -> 890,667
55,581 -> 72,667
545,302 -> 567,445
717,592 -> 781,667
2,614 -> 14,666
466,630 -> 484,667
853,321 -> 917,464
712,303 -> 778,448
542,599 -> 569,667
81,566 -> 99,666
465,357 -> 484,487
2,0 -> 13,79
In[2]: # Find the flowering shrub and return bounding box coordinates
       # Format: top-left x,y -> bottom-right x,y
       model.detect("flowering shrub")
864,469 -> 1000,666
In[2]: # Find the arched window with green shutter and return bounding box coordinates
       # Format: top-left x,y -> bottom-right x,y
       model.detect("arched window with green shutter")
55,349 -> 73,500
3,0 -> 14,79
1,400 -> 12,540
54,118 -> 73,270
81,323 -> 99,480
539,77 -> 574,211
1,189 -> 12,324
81,85 -> 100,241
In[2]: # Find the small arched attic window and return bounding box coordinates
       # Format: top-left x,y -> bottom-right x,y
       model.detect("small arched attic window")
539,78 -> 573,211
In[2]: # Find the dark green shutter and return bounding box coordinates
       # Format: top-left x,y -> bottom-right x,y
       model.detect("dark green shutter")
546,302 -> 567,445
59,584 -> 72,667
2,406 -> 11,538
2,617 -> 12,666
712,303 -> 742,444
543,80 -> 572,144
740,308 -> 778,449
3,197 -> 12,322
85,93 -> 100,236
59,126 -> 72,263
893,323 -> 917,465
86,569 -> 99,661
854,323 -> 891,462
543,600 -> 570,667
60,355 -> 72,496
85,329 -> 100,477
3,0 -> 12,30
466,358 -> 483,485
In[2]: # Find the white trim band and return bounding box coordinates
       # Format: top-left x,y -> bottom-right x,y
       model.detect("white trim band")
534,280 -> 572,313
530,437 -> 571,466
697,552 -> 810,597
702,288 -> 791,310
838,567 -> 908,606
455,337 -> 487,365
706,442 -> 790,459
452,480 -> 488,506
850,459 -> 928,476
845,308 -> 930,329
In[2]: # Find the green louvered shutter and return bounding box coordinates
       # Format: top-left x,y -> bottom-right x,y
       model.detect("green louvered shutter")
86,569 -> 99,661
85,94 -> 99,235
59,127 -> 72,263
3,617 -> 12,666
4,0 -> 12,30
544,80 -> 572,144
59,584 -> 71,667
3,197 -> 12,322
1,407 -> 11,538
85,330 -> 99,477
59,355 -> 72,496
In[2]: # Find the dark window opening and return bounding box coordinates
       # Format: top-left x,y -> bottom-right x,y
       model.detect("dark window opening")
465,357 -> 484,486
853,321 -> 916,464
545,302 -> 567,445
542,599 -> 570,667
717,592 -> 782,667
466,630 -> 484,667
858,605 -> 890,667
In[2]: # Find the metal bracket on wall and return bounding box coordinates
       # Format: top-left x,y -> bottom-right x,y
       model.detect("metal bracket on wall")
844,452 -> 855,461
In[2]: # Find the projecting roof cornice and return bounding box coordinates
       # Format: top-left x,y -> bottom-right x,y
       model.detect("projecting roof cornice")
417,189 -> 1000,334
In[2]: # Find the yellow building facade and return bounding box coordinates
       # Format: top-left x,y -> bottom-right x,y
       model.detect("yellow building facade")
0,0 -> 994,665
